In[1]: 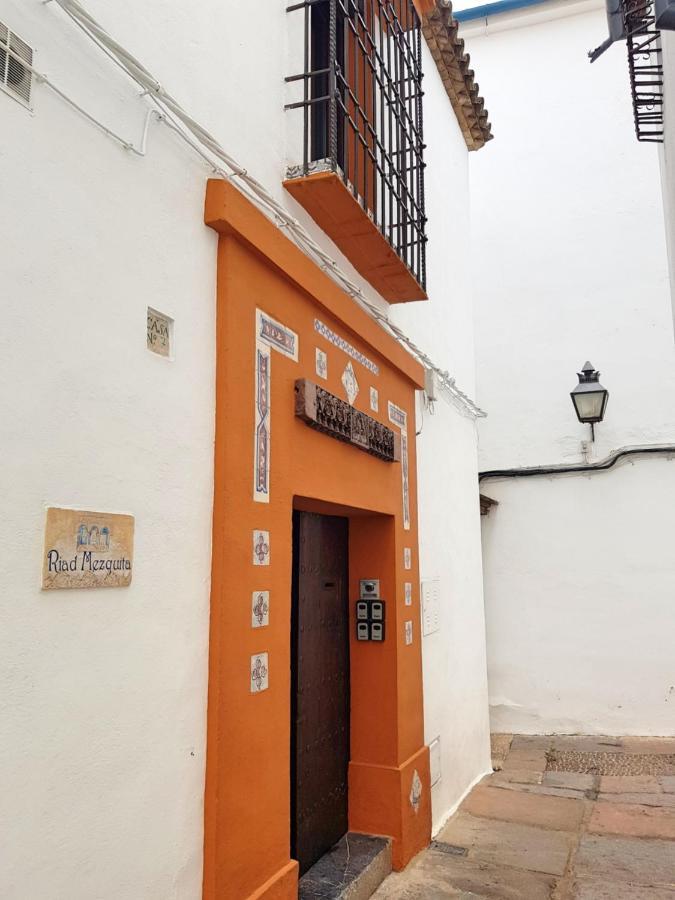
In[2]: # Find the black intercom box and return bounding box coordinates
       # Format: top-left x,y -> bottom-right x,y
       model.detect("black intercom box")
355,598 -> 386,642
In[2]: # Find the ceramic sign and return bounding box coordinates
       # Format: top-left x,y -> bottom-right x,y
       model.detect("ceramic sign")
42,507 -> 134,590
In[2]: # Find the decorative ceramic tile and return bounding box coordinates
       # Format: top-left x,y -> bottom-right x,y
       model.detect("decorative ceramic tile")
315,347 -> 328,380
404,547 -> 412,570
341,361 -> 359,406
147,308 -> 172,357
388,401 -> 410,528
250,652 -> 269,692
251,590 -> 270,628
256,309 -> 298,361
410,769 -> 422,812
401,431 -> 410,530
314,318 -> 379,375
370,386 -> 379,412
253,530 -> 270,566
405,620 -> 413,646
42,507 -> 134,590
404,582 -> 412,606
388,401 -> 408,430
253,342 -> 271,503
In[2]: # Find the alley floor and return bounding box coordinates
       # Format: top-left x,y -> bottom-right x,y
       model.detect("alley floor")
374,734 -> 675,899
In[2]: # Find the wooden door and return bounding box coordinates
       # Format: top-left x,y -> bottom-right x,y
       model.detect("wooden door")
291,511 -> 350,875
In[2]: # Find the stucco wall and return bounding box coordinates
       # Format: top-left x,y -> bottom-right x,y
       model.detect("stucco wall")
462,2 -> 675,734
660,31 -> 675,332
482,458 -> 675,735
1,0 -> 489,894
394,52 -> 492,829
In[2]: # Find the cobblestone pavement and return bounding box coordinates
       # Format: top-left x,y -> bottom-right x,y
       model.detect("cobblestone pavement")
373,734 -> 675,899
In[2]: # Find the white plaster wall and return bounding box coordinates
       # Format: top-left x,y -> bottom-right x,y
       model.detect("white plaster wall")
0,2 -> 220,898
482,458 -> 675,735
0,0 -> 489,893
416,398 -> 492,832
395,50 -> 492,829
461,2 -> 675,734
660,31 -> 675,332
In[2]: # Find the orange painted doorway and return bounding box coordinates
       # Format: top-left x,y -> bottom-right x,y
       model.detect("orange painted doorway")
202,180 -> 431,900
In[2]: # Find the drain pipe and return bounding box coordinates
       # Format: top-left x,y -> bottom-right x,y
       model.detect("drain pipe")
479,444 -> 675,483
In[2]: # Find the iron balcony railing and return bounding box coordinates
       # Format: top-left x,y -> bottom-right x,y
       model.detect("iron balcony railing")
286,0 -> 427,290
624,0 -> 664,142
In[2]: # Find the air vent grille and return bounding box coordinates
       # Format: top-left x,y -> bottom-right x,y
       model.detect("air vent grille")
0,21 -> 33,106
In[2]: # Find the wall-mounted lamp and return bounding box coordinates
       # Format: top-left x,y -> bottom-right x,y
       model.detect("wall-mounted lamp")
570,361 -> 609,441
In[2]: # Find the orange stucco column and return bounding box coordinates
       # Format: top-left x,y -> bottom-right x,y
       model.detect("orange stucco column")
202,180 -> 431,900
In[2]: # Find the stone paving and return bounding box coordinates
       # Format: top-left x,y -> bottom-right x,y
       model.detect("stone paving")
373,734 -> 675,898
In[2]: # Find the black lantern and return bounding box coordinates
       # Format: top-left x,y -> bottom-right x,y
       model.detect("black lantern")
570,361 -> 609,439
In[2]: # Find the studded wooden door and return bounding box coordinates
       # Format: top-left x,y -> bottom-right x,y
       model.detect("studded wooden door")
291,511 -> 350,875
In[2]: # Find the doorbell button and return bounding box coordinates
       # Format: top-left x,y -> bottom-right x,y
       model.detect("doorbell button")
370,623 -> 384,641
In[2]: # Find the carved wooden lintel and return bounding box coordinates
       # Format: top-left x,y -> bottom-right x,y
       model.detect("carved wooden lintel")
295,379 -> 400,463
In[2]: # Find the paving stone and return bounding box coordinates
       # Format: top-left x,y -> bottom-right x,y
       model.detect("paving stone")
487,780 -> 587,800
438,811 -> 574,876
549,736 -> 623,753
500,750 -> 548,773
597,791 -> 675,808
462,784 -> 585,832
421,850 -> 558,900
575,835 -> 675,885
660,776 -> 675,793
371,868 -> 466,899
490,769 -> 543,786
589,801 -> 675,839
543,771 -> 596,791
599,775 -> 662,793
621,737 -> 675,755
490,733 -> 513,769
572,877 -> 675,898
510,734 -> 554,752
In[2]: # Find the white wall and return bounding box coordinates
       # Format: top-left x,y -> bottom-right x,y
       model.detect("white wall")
1,1 -> 219,897
462,1 -> 675,734
1,0 -> 490,893
660,31 -> 675,332
394,51 -> 492,828
482,458 -> 675,735
417,397 -> 492,831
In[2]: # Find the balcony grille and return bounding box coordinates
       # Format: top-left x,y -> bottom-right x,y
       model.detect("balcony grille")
286,0 -> 427,291
623,0 -> 664,142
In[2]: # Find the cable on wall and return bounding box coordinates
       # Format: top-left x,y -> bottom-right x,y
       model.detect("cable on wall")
41,0 -> 486,420
479,445 -> 675,482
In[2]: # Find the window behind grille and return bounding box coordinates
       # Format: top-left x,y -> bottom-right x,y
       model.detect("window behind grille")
287,0 -> 426,291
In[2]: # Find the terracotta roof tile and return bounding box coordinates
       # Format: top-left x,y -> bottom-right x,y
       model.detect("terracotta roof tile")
420,0 -> 493,150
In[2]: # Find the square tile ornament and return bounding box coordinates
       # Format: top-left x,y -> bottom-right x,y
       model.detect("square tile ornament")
252,590 -> 270,628
370,386 -> 379,412
341,361 -> 359,406
404,547 -> 412,570
315,347 -> 328,380
253,530 -> 270,566
404,582 -> 412,606
250,652 -> 269,692
405,620 -> 414,645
